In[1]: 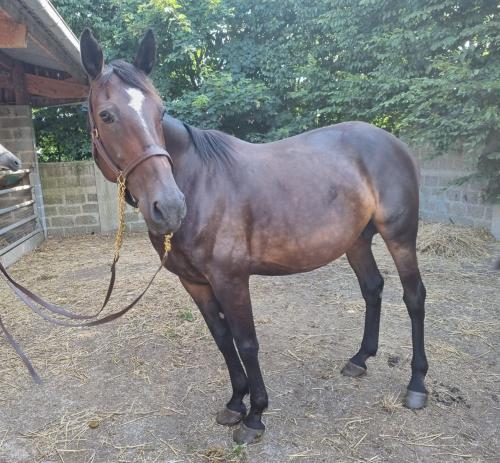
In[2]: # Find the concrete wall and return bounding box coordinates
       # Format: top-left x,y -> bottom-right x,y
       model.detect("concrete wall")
416,149 -> 497,234
0,105 -> 45,267
39,151 -> 500,239
39,161 -> 146,236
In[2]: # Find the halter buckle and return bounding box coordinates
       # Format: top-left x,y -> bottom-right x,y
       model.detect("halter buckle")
91,128 -> 99,140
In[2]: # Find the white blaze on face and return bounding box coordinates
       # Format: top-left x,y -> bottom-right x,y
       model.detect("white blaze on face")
126,87 -> 152,139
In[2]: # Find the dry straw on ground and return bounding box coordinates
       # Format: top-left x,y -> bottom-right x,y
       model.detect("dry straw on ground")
416,221 -> 494,258
0,222 -> 498,462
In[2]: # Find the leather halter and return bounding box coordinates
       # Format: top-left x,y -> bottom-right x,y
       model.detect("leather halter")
88,86 -> 173,182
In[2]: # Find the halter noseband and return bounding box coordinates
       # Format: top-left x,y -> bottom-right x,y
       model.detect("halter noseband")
87,87 -> 173,183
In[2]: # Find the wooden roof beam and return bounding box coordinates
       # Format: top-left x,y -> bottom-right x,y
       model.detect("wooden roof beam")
0,0 -> 86,83
25,73 -> 88,100
0,11 -> 27,48
12,61 -> 29,104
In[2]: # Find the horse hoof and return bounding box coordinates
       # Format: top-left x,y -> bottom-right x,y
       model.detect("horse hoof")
233,422 -> 265,444
405,389 -> 428,409
216,407 -> 244,426
341,360 -> 366,378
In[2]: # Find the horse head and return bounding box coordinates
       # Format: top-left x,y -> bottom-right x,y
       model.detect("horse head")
80,29 -> 186,236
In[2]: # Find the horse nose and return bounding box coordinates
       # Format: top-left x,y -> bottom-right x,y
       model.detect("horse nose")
152,200 -> 167,222
150,190 -> 186,232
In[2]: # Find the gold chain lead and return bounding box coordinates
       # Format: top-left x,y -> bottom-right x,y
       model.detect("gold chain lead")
164,232 -> 173,254
115,173 -> 173,261
114,173 -> 127,261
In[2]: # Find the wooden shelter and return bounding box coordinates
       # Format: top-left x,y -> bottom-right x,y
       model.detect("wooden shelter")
0,0 -> 87,266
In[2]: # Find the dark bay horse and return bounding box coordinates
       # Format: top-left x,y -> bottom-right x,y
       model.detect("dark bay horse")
80,29 -> 428,444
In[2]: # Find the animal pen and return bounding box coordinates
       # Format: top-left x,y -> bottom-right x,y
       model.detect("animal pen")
0,0 -> 87,267
0,227 -> 498,462
0,1 -> 499,462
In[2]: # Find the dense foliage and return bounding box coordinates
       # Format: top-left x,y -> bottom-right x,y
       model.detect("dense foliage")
35,0 -> 500,200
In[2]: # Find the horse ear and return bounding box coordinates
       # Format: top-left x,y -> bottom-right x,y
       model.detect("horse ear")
134,29 -> 156,75
80,28 -> 104,80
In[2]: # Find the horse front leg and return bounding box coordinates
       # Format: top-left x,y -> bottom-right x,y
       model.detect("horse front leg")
179,278 -> 249,425
210,274 -> 268,444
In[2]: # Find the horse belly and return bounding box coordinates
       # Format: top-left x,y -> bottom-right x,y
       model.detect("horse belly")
250,205 -> 370,276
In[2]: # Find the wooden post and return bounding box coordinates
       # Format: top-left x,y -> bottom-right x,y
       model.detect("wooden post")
12,61 -> 29,105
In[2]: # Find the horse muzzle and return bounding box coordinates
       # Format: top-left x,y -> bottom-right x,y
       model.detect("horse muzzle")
0,152 -> 22,171
145,188 -> 187,235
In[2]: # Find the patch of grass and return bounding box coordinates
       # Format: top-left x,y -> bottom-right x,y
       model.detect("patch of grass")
231,443 -> 247,458
179,308 -> 195,322
164,326 -> 180,339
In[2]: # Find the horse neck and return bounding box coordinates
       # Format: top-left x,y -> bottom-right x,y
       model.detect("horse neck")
161,115 -> 207,193
161,115 -> 192,159
161,115 -> 247,194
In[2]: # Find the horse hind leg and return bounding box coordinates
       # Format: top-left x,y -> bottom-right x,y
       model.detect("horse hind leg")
377,217 -> 429,409
341,225 -> 384,377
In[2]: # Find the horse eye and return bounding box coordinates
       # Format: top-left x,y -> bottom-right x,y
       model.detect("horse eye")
99,110 -> 114,123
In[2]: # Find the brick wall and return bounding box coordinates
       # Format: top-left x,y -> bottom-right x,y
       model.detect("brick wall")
39,161 -> 146,237
416,149 -> 495,231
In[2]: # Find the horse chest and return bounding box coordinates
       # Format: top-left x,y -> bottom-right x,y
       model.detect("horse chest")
164,248 -> 208,284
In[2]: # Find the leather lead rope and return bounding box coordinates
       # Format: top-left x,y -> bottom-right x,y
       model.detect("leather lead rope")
0,233 -> 171,384
0,85 -> 174,383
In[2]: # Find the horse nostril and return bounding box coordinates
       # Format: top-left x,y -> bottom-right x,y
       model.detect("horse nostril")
152,201 -> 165,222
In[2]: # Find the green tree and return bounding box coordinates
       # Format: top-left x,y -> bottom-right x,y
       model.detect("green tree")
35,0 -> 500,200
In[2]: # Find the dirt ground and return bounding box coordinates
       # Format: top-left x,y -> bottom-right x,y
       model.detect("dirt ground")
0,225 -> 498,463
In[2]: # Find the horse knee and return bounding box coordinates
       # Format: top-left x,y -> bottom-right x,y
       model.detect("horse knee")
360,274 -> 384,306
236,340 -> 259,362
403,279 -> 426,317
211,324 -> 233,352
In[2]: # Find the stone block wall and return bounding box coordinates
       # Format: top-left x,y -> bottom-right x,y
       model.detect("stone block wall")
0,105 -> 45,267
416,149 -> 495,231
40,162 -> 101,236
38,151 -> 500,239
39,161 -> 146,237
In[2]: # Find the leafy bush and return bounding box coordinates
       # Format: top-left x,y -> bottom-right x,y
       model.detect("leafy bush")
37,0 -> 499,201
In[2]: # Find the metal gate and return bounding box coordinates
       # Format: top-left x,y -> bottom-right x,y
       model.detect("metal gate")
0,168 -> 42,260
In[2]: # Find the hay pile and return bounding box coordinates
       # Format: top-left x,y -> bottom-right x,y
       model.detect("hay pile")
417,221 -> 494,258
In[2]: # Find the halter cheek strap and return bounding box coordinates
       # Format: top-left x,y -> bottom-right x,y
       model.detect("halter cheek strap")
88,87 -> 173,182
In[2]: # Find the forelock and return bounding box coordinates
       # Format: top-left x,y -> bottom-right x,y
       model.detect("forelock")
94,60 -> 161,103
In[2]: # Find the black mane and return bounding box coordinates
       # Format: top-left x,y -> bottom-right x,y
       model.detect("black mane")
98,60 -> 234,165
183,124 -> 235,166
